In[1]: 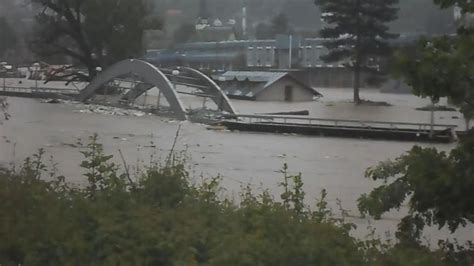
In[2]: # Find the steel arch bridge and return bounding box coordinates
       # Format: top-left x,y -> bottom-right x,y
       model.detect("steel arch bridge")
77,59 -> 236,121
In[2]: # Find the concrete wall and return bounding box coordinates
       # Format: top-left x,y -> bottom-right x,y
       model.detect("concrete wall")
255,77 -> 314,102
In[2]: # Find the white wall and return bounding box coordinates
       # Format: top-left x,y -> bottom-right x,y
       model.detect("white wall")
255,77 -> 314,102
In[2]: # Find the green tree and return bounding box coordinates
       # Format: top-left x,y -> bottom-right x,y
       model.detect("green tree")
358,139 -> 474,240
315,0 -> 399,104
359,2 -> 474,261
30,0 -> 162,82
395,1 -> 474,129
434,0 -> 474,12
0,17 -> 16,58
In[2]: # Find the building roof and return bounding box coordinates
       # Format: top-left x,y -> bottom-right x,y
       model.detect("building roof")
220,71 -> 287,84
216,71 -> 322,99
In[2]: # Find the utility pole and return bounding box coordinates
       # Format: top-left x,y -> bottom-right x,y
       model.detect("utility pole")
288,35 -> 292,69
199,0 -> 209,21
2,69 -> 5,91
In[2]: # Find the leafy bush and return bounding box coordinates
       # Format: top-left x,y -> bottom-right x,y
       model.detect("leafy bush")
0,135 -> 470,265
0,136 -> 364,266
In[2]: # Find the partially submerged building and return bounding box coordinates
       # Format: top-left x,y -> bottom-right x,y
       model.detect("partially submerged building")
215,71 -> 321,102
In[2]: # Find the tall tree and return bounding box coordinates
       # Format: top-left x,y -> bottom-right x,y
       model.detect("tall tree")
315,0 -> 399,104
395,1 -> 474,129
358,134 -> 474,245
0,17 -> 17,59
30,0 -> 162,82
360,0 -> 474,257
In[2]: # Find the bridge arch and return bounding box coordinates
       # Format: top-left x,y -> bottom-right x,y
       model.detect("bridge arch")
77,59 -> 187,120
178,67 -> 236,114
121,66 -> 236,114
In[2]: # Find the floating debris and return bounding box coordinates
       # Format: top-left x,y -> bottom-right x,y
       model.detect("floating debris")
75,104 -> 147,117
41,98 -> 62,104
416,105 -> 457,112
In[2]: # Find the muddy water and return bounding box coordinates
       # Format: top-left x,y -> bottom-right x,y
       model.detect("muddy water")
0,90 -> 471,243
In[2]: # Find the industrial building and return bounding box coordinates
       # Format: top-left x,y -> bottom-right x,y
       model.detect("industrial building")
143,34 -> 422,89
214,71 -> 322,102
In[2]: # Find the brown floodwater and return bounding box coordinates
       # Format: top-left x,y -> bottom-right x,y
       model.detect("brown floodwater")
0,88 -> 471,244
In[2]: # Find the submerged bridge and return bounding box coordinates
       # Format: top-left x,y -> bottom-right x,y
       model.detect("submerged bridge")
216,114 -> 459,143
0,59 -> 461,142
0,59 -> 236,121
0,86 -> 79,99
77,59 -> 236,120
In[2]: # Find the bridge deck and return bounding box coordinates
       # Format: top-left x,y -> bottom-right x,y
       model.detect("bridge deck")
218,114 -> 458,143
0,86 -> 79,99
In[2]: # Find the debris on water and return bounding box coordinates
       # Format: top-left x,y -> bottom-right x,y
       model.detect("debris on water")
61,142 -> 78,148
75,104 -> 147,117
207,125 -> 227,131
42,98 -> 61,104
133,111 -> 145,117
113,136 -> 119,139
452,116 -> 459,119
144,145 -> 157,148
416,105 -> 456,112
260,110 -> 310,116
121,138 -> 127,141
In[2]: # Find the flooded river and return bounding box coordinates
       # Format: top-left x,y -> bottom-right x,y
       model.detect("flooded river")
0,88 -> 471,243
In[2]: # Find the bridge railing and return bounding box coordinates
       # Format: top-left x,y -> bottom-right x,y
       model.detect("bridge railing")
1,86 -> 78,95
225,114 -> 458,132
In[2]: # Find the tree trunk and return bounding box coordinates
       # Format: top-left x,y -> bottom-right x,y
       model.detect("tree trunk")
353,63 -> 361,105
353,0 -> 362,105
466,118 -> 471,131
429,101 -> 435,139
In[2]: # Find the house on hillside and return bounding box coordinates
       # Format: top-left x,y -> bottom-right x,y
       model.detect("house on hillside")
214,71 -> 322,102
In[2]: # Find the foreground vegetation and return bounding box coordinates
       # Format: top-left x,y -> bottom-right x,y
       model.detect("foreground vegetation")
0,135 -> 471,265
